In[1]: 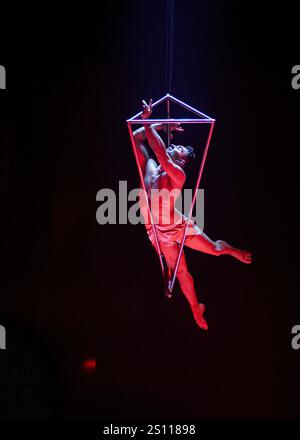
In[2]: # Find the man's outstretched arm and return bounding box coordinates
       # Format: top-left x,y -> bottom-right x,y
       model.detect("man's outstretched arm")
133,123 -> 165,174
144,123 -> 185,187
141,99 -> 185,187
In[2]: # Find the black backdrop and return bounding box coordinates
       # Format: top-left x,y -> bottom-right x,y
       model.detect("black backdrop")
0,0 -> 299,421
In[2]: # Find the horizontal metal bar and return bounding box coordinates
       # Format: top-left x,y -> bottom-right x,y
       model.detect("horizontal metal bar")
128,94 -> 169,121
127,118 -> 215,124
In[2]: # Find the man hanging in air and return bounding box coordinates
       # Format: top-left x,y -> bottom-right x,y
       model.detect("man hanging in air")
134,99 -> 252,330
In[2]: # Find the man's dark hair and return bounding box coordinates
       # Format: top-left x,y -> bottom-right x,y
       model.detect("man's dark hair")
186,146 -> 195,163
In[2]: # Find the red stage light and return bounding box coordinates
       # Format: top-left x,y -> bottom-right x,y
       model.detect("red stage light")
82,358 -> 96,372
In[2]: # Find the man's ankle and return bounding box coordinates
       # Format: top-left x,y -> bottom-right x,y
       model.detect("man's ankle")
191,302 -> 200,311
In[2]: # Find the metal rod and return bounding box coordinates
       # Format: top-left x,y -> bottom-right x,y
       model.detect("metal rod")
169,121 -> 215,292
169,94 -> 213,119
166,96 -> 171,148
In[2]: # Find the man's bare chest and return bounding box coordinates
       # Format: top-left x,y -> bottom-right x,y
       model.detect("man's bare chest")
149,170 -> 172,190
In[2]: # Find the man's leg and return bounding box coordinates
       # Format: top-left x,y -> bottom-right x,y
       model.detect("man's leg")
160,243 -> 208,330
185,231 -> 252,264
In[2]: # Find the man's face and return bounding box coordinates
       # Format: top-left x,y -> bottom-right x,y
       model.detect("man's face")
167,144 -> 190,163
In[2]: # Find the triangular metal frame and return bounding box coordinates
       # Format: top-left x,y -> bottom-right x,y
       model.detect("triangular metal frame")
127,94 -> 215,298
128,93 -> 214,123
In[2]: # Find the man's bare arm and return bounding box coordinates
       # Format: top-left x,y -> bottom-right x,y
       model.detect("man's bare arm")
133,124 -> 163,174
133,123 -> 164,144
141,99 -> 185,187
144,124 -> 186,187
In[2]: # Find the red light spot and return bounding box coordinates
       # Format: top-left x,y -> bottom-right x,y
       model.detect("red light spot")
82,358 -> 96,372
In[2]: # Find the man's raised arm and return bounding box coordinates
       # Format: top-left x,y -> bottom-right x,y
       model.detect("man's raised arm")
142,99 -> 185,187
133,123 -> 164,174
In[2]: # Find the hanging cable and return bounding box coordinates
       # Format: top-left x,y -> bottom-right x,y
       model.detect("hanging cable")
165,0 -> 175,151
165,0 -> 175,94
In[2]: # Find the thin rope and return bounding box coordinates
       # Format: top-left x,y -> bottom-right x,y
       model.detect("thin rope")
165,0 -> 175,94
165,1 -> 175,154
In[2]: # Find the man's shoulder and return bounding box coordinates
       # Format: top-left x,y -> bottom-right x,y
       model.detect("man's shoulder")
167,164 -> 186,184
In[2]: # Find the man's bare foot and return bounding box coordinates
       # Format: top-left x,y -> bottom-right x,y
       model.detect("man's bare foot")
217,240 -> 252,264
229,248 -> 252,264
236,250 -> 252,264
191,303 -> 208,330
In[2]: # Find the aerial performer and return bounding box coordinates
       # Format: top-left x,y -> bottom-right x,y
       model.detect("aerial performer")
133,99 -> 252,330
127,1 -> 252,331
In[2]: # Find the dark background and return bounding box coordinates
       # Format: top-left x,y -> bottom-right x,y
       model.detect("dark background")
0,0 -> 299,420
